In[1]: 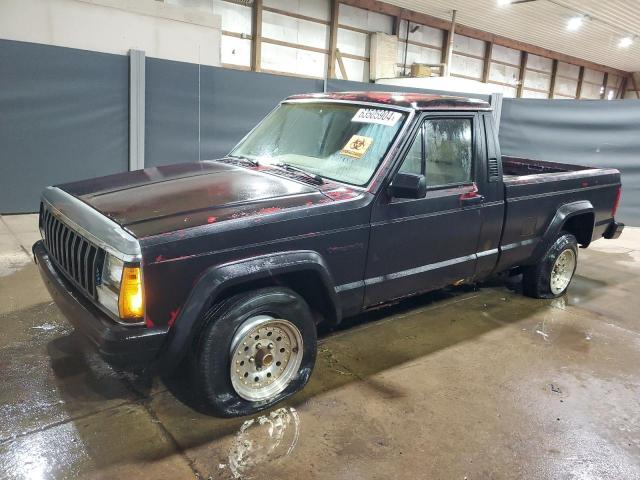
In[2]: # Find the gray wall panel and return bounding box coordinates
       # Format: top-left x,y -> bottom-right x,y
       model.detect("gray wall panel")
144,57 -> 199,167
199,67 -> 322,160
499,98 -> 640,225
2,38 -> 638,227
0,39 -> 128,213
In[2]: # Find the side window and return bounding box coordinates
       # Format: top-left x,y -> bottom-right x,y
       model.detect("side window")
424,118 -> 473,187
398,126 -> 423,175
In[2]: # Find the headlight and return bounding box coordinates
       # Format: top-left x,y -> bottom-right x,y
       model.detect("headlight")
97,253 -> 144,323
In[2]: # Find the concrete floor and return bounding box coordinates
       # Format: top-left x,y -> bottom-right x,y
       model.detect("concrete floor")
1,214 -> 639,479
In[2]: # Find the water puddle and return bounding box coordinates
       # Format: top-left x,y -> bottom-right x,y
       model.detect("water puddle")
0,250 -> 31,278
227,407 -> 300,479
531,314 -> 593,352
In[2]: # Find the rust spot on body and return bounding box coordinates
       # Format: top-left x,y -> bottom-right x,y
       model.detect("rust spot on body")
168,307 -> 181,327
257,207 -> 282,215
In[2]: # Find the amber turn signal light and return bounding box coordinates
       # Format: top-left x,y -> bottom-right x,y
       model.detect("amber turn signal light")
118,266 -> 144,320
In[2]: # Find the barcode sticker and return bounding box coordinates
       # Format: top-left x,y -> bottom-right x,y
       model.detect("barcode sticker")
351,108 -> 402,126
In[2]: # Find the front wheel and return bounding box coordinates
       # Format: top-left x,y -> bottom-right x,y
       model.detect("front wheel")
522,232 -> 578,299
191,287 -> 317,417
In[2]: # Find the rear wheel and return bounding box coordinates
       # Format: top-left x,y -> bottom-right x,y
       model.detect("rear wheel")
191,287 -> 317,417
522,232 -> 578,299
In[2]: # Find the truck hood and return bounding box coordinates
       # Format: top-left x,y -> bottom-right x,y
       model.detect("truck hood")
57,160 -> 333,238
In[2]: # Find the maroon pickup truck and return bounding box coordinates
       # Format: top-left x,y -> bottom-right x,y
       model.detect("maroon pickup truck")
34,92 -> 624,416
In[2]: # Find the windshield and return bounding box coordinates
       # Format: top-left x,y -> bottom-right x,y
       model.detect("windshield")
230,102 -> 407,186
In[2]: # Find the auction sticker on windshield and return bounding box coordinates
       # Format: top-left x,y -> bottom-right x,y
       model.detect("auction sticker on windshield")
351,108 -> 402,127
340,135 -> 373,159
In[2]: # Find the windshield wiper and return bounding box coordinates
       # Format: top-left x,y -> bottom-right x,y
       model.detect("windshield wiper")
226,154 -> 259,166
227,155 -> 324,185
272,162 -> 324,184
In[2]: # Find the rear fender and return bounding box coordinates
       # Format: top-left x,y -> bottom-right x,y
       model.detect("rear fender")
531,200 -> 594,263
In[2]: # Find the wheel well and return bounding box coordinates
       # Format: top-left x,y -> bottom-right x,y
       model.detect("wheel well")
210,270 -> 338,326
562,212 -> 595,246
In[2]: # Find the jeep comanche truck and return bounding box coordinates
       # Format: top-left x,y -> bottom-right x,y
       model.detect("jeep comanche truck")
34,91 -> 624,416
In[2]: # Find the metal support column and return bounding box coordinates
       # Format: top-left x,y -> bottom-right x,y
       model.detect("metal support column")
129,49 -> 145,171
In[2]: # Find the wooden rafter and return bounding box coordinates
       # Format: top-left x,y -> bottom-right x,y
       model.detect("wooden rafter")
548,59 -> 558,99
576,66 -> 584,99
631,73 -> 640,99
600,72 -> 609,99
482,41 -> 493,84
517,51 -> 528,98
441,10 -> 457,77
250,0 -> 262,72
328,0 -> 339,79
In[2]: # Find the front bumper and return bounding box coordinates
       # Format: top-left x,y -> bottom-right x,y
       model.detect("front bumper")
604,220 -> 624,240
33,241 -> 168,365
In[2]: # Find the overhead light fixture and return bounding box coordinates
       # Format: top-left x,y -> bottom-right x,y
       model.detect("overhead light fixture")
566,16 -> 584,31
619,36 -> 634,48
497,0 -> 512,6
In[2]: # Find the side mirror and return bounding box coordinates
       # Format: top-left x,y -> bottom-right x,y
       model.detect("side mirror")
388,172 -> 426,199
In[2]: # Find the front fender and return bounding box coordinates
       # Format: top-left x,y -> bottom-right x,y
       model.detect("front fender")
159,250 -> 338,371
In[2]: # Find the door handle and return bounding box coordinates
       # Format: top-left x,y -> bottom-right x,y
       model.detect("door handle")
459,183 -> 484,206
460,194 -> 484,206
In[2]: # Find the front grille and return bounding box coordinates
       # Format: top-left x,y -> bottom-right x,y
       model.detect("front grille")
40,202 -> 104,298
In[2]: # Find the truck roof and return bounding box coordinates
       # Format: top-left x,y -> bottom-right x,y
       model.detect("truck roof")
285,91 -> 492,111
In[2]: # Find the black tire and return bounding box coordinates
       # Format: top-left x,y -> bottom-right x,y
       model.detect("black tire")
522,232 -> 578,299
191,287 -> 317,417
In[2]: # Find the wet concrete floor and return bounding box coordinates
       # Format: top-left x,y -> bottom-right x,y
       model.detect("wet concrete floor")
1,214 -> 639,479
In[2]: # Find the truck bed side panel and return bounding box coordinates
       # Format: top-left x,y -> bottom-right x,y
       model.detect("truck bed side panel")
496,168 -> 621,272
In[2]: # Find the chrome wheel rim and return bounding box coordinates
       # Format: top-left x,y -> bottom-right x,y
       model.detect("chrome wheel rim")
550,249 -> 576,295
230,315 -> 303,402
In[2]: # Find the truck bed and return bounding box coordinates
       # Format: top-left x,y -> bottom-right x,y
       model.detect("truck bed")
502,156 -> 593,181
496,156 -> 621,273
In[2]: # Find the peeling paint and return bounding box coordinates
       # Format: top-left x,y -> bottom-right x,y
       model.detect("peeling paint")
328,243 -> 364,254
160,254 -> 194,264
256,207 -> 282,215
324,188 -> 359,201
168,307 -> 181,327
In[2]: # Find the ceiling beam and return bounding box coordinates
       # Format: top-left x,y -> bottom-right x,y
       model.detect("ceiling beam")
338,0 -> 629,77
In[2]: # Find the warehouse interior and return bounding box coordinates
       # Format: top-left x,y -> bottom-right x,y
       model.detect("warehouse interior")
1,0 -> 640,478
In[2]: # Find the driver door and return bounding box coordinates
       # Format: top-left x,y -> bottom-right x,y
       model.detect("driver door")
364,113 -> 484,306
